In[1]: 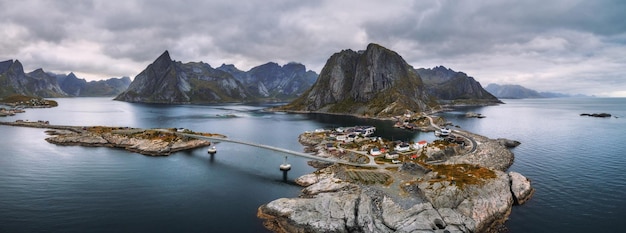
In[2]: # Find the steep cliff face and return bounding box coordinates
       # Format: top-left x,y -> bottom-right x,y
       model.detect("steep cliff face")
114,51 -> 250,103
417,66 -> 501,105
282,43 -> 436,117
0,60 -> 67,98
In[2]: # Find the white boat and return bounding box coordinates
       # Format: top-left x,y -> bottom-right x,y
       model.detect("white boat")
361,126 -> 376,136
207,146 -> 217,154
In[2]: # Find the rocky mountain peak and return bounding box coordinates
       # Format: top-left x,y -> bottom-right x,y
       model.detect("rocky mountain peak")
416,66 -> 500,104
0,59 -> 14,73
66,72 -> 79,80
281,43 -> 434,117
152,50 -> 173,73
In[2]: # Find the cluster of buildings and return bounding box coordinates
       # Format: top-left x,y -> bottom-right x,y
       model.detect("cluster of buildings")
309,125 -> 436,164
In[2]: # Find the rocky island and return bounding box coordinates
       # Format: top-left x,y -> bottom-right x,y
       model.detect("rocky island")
258,120 -> 533,233
0,120 -> 222,156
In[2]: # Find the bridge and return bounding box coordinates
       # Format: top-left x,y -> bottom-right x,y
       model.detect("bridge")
180,133 -> 379,168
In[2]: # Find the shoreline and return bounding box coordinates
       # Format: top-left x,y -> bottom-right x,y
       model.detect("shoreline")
0,120 -> 222,156
257,113 -> 533,233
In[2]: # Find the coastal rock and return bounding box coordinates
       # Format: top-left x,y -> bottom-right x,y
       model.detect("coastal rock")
302,177 -> 358,196
45,133 -> 109,145
465,112 -> 485,118
509,171 -> 535,205
415,170 -> 513,232
580,113 -> 612,118
43,127 -> 212,156
259,185 -> 469,233
295,173 -> 320,187
259,128 -> 532,233
380,197 -> 445,232
295,171 -> 336,187
497,138 -> 521,148
259,192 -> 361,233
446,131 -> 514,171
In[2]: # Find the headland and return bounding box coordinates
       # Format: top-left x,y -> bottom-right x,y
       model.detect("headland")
0,120 -> 223,156
258,113 -> 533,233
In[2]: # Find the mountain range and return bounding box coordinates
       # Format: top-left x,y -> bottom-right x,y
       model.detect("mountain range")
114,51 -> 317,103
4,43 -> 501,117
280,43 -> 501,117
0,59 -> 131,99
484,83 -> 590,99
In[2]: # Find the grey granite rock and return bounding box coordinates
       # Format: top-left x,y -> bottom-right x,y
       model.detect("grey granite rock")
509,171 -> 535,205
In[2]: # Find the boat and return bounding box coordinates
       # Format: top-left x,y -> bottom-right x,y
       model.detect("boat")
207,146 -> 217,154
360,126 -> 376,136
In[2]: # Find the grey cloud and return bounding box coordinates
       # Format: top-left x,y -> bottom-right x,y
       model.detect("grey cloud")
0,0 -> 625,96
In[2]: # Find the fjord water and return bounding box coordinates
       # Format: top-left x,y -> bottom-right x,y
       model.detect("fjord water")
1,98 -> 625,232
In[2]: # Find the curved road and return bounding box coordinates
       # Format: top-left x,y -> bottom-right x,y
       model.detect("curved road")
425,116 -> 477,154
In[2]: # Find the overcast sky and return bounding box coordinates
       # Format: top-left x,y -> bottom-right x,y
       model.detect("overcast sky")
1,0 -> 625,96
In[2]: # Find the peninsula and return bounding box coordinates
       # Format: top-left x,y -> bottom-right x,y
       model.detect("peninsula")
0,120 -> 223,156
258,115 -> 533,233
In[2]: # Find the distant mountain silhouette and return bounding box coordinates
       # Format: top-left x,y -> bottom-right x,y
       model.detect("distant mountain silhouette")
485,83 -> 590,99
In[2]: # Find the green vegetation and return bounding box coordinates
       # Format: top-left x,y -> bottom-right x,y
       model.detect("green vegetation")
422,162 -> 497,189
0,94 -> 58,107
86,126 -> 115,134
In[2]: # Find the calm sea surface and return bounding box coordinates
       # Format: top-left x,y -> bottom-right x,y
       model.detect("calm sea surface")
1,97 -> 625,232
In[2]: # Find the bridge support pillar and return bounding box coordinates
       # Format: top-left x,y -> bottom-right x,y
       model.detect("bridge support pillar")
280,156 -> 291,181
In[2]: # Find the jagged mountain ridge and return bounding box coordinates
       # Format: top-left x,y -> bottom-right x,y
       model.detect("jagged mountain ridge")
115,51 -> 318,104
0,59 -> 131,98
57,72 -> 131,97
417,66 -> 501,104
115,51 -> 250,103
0,60 -> 67,98
281,43 -> 436,117
218,62 -> 317,100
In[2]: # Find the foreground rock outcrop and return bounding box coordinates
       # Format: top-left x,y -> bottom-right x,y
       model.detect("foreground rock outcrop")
259,129 -> 533,233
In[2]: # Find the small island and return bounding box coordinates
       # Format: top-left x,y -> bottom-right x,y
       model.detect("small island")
0,120 -> 223,156
258,117 -> 533,233
0,94 -> 58,116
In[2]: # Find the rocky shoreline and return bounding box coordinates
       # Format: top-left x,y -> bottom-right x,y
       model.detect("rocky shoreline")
0,120 -> 221,156
258,124 -> 533,233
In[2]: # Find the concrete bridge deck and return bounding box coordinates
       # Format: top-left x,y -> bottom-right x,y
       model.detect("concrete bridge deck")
181,133 -> 379,168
